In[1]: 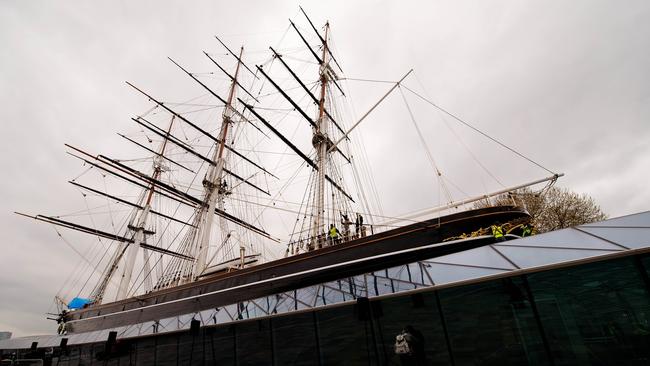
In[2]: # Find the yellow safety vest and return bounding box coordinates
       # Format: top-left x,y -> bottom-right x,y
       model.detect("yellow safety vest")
522,225 -> 532,237
491,225 -> 503,238
329,227 -> 339,238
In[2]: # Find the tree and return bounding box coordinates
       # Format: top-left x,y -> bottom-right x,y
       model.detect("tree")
478,186 -> 607,234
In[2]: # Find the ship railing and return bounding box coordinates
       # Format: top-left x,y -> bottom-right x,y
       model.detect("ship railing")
287,224 -> 374,254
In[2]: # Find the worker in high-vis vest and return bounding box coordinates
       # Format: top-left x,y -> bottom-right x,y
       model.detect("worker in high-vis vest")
522,224 -> 532,237
491,224 -> 505,242
329,224 -> 340,245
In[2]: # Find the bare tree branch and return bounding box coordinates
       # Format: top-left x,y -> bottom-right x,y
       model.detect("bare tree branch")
476,187 -> 607,233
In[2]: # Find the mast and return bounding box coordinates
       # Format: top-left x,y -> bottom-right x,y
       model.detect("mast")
114,116 -> 175,300
192,47 -> 245,280
310,22 -> 331,249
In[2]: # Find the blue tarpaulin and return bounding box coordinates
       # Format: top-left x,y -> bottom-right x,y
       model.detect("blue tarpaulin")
67,297 -> 92,310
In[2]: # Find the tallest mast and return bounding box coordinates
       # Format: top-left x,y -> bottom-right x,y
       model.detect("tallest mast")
310,22 -> 331,248
193,47 -> 245,279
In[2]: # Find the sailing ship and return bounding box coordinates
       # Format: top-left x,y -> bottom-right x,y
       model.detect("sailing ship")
14,7 -> 561,338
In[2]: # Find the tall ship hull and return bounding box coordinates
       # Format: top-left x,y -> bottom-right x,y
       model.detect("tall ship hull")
66,205 -> 529,333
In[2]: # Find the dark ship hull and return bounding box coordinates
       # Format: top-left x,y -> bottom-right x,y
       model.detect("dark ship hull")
66,205 -> 528,333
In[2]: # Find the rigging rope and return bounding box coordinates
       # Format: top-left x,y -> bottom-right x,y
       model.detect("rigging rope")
400,84 -> 557,175
52,227 -> 102,303
398,86 -> 454,205
411,73 -> 505,189
341,77 -> 396,84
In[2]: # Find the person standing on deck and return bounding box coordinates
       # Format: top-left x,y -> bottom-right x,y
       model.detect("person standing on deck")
491,222 -> 505,242
341,213 -> 352,241
329,224 -> 340,245
355,213 -> 364,238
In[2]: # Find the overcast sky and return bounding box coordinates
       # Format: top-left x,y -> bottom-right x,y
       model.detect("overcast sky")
1,0 -> 649,337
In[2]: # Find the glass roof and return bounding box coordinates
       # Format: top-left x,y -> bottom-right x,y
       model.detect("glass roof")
428,211 -> 650,278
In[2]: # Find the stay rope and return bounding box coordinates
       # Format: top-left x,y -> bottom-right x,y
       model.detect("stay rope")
400,84 -> 557,175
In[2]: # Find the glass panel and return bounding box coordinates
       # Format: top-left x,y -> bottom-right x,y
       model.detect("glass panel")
439,277 -> 550,365
421,261 -> 508,284
66,346 -> 80,366
371,276 -> 398,296
497,227 -> 621,249
204,325 -> 235,366
104,356 -> 119,366
16,349 -> 29,360
581,211 -> 649,227
640,254 -> 650,281
580,227 -> 650,249
313,286 -> 327,306
135,338 -> 156,366
325,285 -> 351,303
56,355 -> 69,366
273,293 -> 296,314
373,293 -> 451,365
79,345 -> 93,366
527,256 -> 650,365
265,296 -> 281,314
495,245 -> 610,268
354,274 -> 371,297
92,343 -> 104,366
386,266 -> 411,281
390,279 -> 418,293
155,333 -> 178,366
379,266 -> 421,292
272,312 -> 319,366
295,288 -> 318,310
248,298 -> 272,317
178,332 -> 203,366
236,319 -> 272,366
316,304 -> 377,365
215,305 -> 237,324
434,245 -> 519,269
115,342 -> 134,366
235,303 -> 251,321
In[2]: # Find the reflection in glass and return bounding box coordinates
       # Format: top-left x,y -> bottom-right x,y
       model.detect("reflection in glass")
236,319 -> 272,366
272,312 -> 319,365
316,305 -> 377,365
373,293 -> 451,365
439,276 -> 550,365
528,257 -> 650,365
